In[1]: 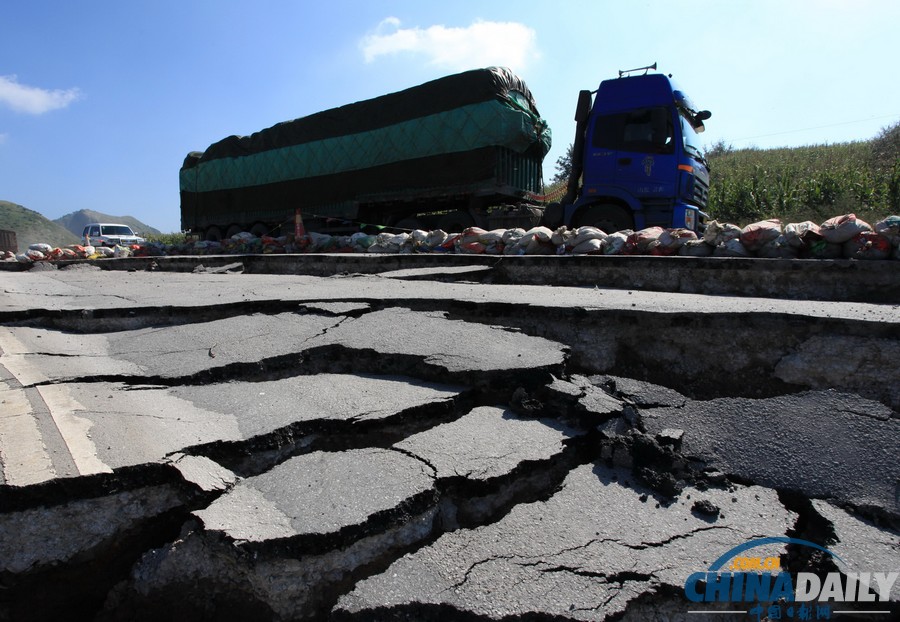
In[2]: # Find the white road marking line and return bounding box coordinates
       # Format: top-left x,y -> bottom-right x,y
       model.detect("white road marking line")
0,385 -> 57,485
0,328 -> 49,386
38,385 -> 112,476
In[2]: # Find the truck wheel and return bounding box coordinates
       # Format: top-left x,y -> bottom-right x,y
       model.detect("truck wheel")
249,223 -> 269,238
225,225 -> 243,239
205,226 -> 223,242
541,202 -> 564,229
575,204 -> 633,233
438,210 -> 475,233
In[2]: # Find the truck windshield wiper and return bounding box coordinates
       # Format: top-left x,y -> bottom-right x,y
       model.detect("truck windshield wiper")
685,144 -> 708,168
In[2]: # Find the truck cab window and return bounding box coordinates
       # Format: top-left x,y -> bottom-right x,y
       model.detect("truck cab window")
592,106 -> 674,154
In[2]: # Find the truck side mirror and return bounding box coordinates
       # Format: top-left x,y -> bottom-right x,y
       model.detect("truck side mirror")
575,90 -> 592,124
693,110 -> 711,133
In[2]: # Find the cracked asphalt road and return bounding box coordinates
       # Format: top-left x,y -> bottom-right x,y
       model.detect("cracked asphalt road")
0,263 -> 898,621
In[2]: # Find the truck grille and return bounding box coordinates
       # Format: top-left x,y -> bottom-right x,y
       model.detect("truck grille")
693,176 -> 709,209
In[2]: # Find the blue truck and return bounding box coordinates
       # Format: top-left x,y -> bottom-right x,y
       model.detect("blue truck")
545,63 -> 712,233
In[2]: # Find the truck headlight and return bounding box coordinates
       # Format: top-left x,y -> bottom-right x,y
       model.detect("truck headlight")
685,209 -> 696,231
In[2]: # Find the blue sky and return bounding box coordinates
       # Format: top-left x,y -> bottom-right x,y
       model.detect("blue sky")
2,0 -> 898,234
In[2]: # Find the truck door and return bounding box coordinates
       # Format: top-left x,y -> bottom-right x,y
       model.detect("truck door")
588,106 -> 678,205
615,106 -> 677,191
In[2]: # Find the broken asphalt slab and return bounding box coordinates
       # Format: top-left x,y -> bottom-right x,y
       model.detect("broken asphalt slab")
0,307 -> 567,386
0,374 -> 463,483
102,407 -> 588,620
639,389 -> 900,519
333,461 -> 797,621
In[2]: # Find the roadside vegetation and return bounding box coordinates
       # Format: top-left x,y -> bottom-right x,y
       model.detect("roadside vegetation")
706,121 -> 900,224
145,231 -> 189,245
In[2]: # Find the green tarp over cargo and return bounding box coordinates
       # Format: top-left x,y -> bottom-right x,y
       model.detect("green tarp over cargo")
180,67 -> 551,233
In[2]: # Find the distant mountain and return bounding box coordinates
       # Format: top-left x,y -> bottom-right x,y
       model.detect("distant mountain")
0,200 -> 80,251
54,209 -> 161,238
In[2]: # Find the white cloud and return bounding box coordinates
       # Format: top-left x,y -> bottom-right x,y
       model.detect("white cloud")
0,75 -> 82,115
361,18 -> 539,72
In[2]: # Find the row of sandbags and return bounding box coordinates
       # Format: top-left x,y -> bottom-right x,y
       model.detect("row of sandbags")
358,213 -> 900,259
695,214 -> 900,260
3,243 -> 137,263
6,213 -> 899,263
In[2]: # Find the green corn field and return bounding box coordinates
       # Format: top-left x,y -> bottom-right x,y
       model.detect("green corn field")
706,122 -> 900,225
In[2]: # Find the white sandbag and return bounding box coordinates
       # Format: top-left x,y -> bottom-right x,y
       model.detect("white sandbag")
424,229 -> 449,249
571,238 -> 604,255
350,232 -> 376,250
783,221 -> 823,249
308,231 -> 334,251
757,235 -> 798,259
703,220 -> 742,246
624,227 -> 665,254
524,226 -> 553,242
604,231 -> 630,255
459,227 -> 488,245
477,229 -> 506,245
713,238 -> 751,257
678,239 -> 714,257
842,232 -> 892,260
571,226 -> 607,247
874,216 -> 900,246
740,219 -> 783,252
524,235 -> 556,255
502,228 -> 526,246
820,214 -> 872,244
551,226 -> 574,247
651,228 -> 697,255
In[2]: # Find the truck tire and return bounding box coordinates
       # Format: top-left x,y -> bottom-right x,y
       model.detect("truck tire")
575,204 -> 633,233
225,224 -> 243,239
438,210 -> 475,233
250,222 -> 270,238
541,202 -> 564,229
205,226 -> 223,242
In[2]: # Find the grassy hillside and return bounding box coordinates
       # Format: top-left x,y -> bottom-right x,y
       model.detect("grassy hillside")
0,201 -> 79,250
54,209 -> 161,238
706,122 -> 900,225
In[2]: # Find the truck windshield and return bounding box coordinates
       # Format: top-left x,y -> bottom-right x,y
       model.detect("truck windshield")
592,106 -> 674,154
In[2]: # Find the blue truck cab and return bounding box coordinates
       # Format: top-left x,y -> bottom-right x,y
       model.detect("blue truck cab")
556,65 -> 711,233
